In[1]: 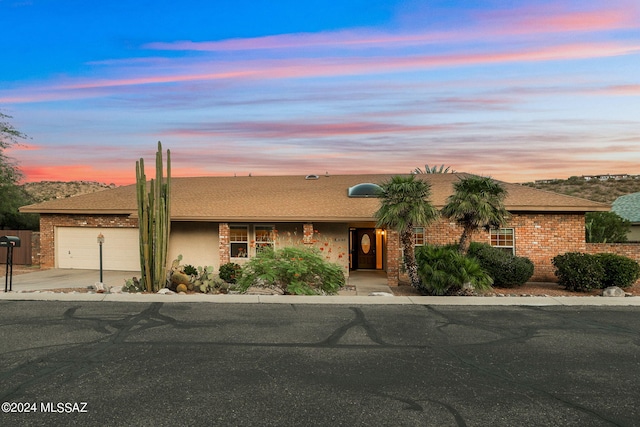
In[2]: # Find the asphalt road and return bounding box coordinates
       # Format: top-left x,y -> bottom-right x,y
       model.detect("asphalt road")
0,302 -> 638,426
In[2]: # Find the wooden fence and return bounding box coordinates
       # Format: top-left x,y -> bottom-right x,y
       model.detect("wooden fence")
0,230 -> 33,265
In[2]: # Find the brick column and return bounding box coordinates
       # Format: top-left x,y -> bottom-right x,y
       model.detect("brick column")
303,223 -> 314,244
219,223 -> 230,265
386,229 -> 400,287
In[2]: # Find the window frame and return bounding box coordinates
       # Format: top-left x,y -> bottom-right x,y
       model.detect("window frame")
490,228 -> 515,255
254,225 -> 276,254
413,226 -> 426,246
230,224 -> 249,258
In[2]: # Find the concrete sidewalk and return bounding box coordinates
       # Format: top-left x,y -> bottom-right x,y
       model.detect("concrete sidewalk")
1,268 -> 639,306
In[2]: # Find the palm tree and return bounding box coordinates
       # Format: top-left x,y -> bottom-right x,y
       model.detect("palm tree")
375,175 -> 439,288
413,164 -> 455,174
441,176 -> 509,254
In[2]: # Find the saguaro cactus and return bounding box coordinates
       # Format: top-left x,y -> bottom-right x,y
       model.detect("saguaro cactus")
136,142 -> 171,292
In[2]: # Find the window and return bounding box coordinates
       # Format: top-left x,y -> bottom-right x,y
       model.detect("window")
255,225 -> 275,253
230,225 -> 249,258
413,227 -> 425,246
490,228 -> 515,254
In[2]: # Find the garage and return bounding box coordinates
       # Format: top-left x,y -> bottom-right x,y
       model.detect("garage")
56,227 -> 140,271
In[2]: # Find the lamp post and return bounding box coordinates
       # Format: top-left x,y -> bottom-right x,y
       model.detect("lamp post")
97,233 -> 105,283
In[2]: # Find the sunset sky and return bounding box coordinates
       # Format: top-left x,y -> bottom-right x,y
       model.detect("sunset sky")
2,0 -> 639,185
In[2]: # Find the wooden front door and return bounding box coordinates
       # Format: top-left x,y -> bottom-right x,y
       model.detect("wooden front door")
356,229 -> 376,269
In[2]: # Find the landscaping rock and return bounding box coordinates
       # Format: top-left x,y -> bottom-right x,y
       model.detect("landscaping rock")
368,292 -> 394,297
157,288 -> 176,295
245,286 -> 284,295
90,282 -> 105,292
109,286 -> 123,294
602,286 -> 625,297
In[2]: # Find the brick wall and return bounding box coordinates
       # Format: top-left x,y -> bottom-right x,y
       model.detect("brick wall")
390,212 -> 587,284
507,213 -> 585,281
585,243 -> 640,264
385,230 -> 400,286
39,214 -> 138,268
219,223 -> 230,265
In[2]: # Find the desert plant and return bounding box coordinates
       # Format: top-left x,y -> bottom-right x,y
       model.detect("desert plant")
374,175 -> 439,288
219,262 -> 242,283
136,142 -> 171,292
123,277 -> 145,293
594,253 -> 640,288
237,246 -> 344,295
183,264 -> 198,276
192,265 -> 217,293
413,164 -> 455,174
415,245 -> 493,295
468,242 -> 534,288
441,176 -> 509,254
552,252 -> 605,292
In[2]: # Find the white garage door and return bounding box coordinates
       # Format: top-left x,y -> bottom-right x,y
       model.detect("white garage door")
56,227 -> 140,271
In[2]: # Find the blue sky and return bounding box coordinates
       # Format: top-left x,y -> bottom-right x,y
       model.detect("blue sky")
1,0 -> 639,184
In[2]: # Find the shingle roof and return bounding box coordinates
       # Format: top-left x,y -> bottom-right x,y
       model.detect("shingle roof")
20,173 -> 609,221
612,192 -> 640,223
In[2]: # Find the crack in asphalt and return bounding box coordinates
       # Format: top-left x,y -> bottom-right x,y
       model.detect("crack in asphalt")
424,305 -> 626,426
1,303 -> 637,426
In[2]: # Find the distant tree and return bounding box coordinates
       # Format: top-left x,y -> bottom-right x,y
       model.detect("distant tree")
0,112 -> 37,229
413,164 -> 455,174
585,212 -> 630,243
441,176 -> 509,254
374,175 -> 439,288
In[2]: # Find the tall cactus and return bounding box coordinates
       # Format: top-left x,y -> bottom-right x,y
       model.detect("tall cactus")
136,142 -> 171,292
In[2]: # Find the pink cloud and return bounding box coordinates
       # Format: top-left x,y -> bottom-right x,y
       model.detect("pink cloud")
598,84 -> 640,95
165,121 -> 452,139
144,4 -> 637,53
477,5 -> 638,36
3,41 -> 634,106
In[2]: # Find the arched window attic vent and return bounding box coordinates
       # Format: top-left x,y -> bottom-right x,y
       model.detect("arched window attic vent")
305,175 -> 320,180
348,183 -> 382,198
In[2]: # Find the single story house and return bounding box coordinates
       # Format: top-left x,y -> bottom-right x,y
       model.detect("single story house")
20,173 -> 609,285
611,192 -> 640,242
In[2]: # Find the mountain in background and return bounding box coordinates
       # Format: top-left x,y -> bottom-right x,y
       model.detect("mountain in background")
521,175 -> 640,204
21,181 -> 117,203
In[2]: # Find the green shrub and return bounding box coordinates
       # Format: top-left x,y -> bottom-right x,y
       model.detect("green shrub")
594,253 -> 640,289
219,262 -> 242,283
415,245 -> 493,295
552,252 -> 605,292
237,246 -> 345,295
123,277 -> 145,293
468,242 -> 534,288
183,264 -> 198,276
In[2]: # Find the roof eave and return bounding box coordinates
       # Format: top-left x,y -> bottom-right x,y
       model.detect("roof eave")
22,208 -> 136,215
170,216 -> 377,223
507,206 -> 610,212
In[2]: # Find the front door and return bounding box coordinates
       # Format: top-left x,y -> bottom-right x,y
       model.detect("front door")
356,228 -> 376,269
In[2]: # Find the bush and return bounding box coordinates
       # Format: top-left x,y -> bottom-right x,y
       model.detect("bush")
237,246 -> 345,295
183,264 -> 198,276
552,252 -> 605,292
594,253 -> 640,288
415,245 -> 493,295
219,262 -> 241,283
468,242 -> 534,288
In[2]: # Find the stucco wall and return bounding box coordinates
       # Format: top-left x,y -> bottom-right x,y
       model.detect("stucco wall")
169,222 -> 350,275
168,222 -> 219,269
